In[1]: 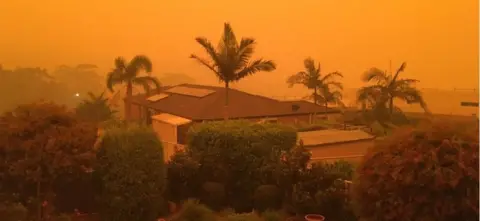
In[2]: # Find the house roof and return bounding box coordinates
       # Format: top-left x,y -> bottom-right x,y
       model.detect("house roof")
126,84 -> 339,120
298,129 -> 375,147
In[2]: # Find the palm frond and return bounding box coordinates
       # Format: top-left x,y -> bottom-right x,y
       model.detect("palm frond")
303,58 -> 318,76
356,85 -> 384,107
322,71 -> 343,82
393,78 -> 419,89
326,81 -> 344,90
87,92 -> 96,101
234,59 -> 276,81
106,70 -> 124,92
393,86 -> 429,113
133,76 -> 162,94
190,54 -> 223,81
286,71 -> 308,88
126,55 -> 153,78
194,37 -> 222,69
218,23 -> 238,52
114,57 -> 127,70
235,38 -> 256,70
362,68 -> 389,84
392,62 -> 407,82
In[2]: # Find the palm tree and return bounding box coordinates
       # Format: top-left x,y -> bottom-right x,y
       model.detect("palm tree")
356,62 -> 428,115
106,55 -> 161,121
287,57 -> 344,109
190,23 -> 276,111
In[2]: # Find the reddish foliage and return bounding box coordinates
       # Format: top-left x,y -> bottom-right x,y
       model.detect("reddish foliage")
0,102 -> 98,214
353,121 -> 479,221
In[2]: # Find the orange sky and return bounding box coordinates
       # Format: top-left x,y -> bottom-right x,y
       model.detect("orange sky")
0,0 -> 478,96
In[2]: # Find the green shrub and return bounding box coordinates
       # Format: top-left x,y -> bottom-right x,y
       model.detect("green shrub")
201,181 -> 226,211
253,185 -> 282,213
352,121 -> 479,221
187,120 -> 297,156
166,150 -> 201,203
171,199 -> 216,221
186,120 -> 297,212
291,161 -> 355,217
0,202 -> 28,221
224,213 -> 262,221
315,179 -> 356,221
261,210 -> 283,221
96,124 -> 166,221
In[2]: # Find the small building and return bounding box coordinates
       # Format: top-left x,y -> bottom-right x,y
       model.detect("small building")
125,84 -> 341,160
298,129 -> 375,164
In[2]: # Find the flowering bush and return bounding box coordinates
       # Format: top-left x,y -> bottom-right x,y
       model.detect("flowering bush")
352,121 -> 479,221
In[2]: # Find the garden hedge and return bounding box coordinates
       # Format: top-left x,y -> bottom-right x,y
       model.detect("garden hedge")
96,124 -> 166,221
352,121 -> 479,221
185,120 -> 297,212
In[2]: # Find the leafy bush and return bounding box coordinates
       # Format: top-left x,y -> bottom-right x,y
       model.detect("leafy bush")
315,179 -> 356,221
253,185 -> 282,213
0,202 -> 28,221
267,142 -> 312,216
201,182 -> 226,211
261,210 -> 284,221
0,102 -> 98,216
96,124 -> 166,221
186,120 -> 297,212
224,213 -> 262,221
171,199 -> 216,221
291,161 -> 355,217
352,121 -> 479,221
166,150 -> 201,203
75,92 -> 116,123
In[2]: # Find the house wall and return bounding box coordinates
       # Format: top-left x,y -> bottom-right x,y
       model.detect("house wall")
151,118 -> 178,162
307,139 -> 375,164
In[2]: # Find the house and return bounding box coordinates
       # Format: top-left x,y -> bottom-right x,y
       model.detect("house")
298,129 -> 375,164
124,84 -> 341,160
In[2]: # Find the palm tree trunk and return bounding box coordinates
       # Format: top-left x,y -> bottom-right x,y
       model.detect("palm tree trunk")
125,81 -> 133,121
224,82 -> 229,120
313,88 -> 318,104
389,97 -> 394,114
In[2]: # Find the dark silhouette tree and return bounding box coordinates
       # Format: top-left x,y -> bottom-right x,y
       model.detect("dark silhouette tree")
287,57 -> 343,109
356,62 -> 428,115
75,92 -> 117,123
190,23 -> 276,118
106,55 -> 161,121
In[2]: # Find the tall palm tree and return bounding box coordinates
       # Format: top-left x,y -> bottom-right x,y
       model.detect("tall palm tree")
106,55 -> 161,121
287,57 -> 343,109
356,62 -> 428,115
190,23 -> 276,109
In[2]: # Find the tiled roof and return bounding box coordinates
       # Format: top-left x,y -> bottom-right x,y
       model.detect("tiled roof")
126,84 -> 339,120
298,129 -> 375,147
